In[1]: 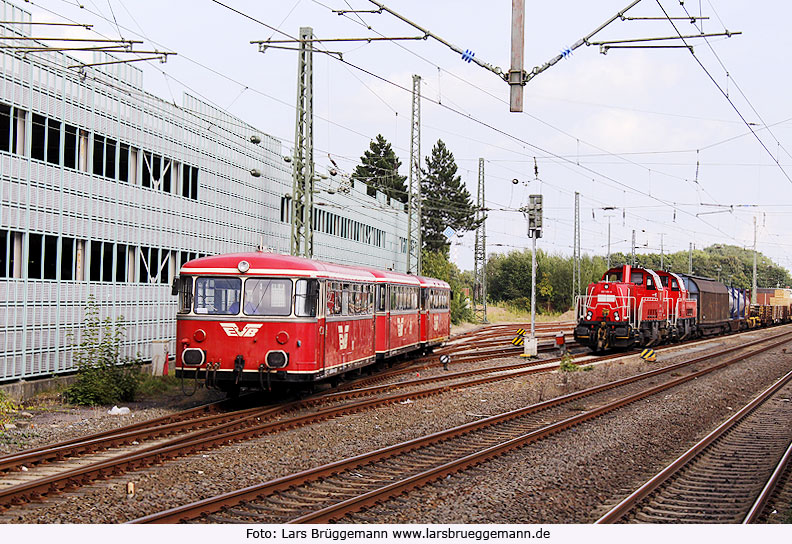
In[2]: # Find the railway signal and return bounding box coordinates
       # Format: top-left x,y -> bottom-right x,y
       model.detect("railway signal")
521,195 -> 543,357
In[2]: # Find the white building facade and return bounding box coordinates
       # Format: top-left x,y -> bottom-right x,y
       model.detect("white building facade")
0,2 -> 408,382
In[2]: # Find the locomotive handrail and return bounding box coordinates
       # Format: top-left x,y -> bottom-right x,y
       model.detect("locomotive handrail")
576,294 -> 636,329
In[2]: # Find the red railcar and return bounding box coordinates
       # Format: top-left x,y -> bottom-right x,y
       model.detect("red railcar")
172,252 -> 450,394
418,276 -> 451,347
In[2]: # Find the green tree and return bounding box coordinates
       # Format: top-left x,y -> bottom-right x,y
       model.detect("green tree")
351,134 -> 407,204
422,249 -> 473,324
486,249 -> 608,313
421,139 -> 481,253
624,244 -> 792,288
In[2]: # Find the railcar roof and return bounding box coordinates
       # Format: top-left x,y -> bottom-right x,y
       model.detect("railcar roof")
416,276 -> 451,289
181,252 -> 374,281
181,252 -> 435,285
355,265 -> 422,286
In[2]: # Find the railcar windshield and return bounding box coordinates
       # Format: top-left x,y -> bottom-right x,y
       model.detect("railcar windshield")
244,278 -> 293,316
604,270 -> 622,282
194,277 -> 241,315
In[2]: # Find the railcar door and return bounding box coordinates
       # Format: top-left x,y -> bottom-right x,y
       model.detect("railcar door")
316,280 -> 326,371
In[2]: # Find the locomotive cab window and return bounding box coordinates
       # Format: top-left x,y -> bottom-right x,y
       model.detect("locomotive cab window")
670,278 -> 680,291
194,277 -> 241,315
646,276 -> 656,290
244,278 -> 293,316
295,278 -> 319,317
606,271 -> 622,282
630,271 -> 643,285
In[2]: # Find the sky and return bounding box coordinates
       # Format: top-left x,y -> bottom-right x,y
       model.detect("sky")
20,0 -> 792,274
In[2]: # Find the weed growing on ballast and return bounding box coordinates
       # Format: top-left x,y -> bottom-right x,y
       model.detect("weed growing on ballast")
63,295 -> 143,406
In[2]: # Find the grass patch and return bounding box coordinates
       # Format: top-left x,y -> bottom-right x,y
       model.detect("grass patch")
136,373 -> 181,398
484,302 -> 572,324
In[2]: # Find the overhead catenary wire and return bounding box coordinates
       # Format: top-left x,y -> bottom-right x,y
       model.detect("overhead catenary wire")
36,0 -> 786,262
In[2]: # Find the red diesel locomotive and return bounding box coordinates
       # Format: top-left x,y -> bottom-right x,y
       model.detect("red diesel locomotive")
574,264 -> 697,351
172,252 -> 451,394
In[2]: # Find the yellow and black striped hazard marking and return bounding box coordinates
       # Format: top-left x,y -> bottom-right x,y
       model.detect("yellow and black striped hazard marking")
640,348 -> 657,362
511,328 -> 526,346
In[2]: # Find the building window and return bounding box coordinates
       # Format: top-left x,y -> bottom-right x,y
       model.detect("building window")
139,246 -> 169,284
118,143 -> 129,182
47,119 -> 60,165
280,195 -> 291,223
13,108 -> 26,155
0,103 -> 11,152
43,234 -> 58,279
105,137 -> 116,179
64,124 -> 77,169
61,236 -> 75,281
93,134 -> 104,176
26,233 -> 58,280
31,113 -> 46,161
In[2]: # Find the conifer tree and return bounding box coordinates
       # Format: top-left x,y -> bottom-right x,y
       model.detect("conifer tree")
421,139 -> 481,253
351,134 -> 407,203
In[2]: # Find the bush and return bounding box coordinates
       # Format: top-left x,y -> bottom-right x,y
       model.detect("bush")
0,390 -> 18,428
64,296 -> 142,406
559,352 -> 593,373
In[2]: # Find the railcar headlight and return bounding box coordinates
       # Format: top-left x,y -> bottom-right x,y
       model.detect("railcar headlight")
182,348 -> 205,366
266,350 -> 288,369
237,260 -> 250,273
613,311 -> 619,321
586,311 -> 593,320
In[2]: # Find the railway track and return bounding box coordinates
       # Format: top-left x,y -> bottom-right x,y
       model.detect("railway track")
596,367 -> 792,523
0,322 -> 574,510
130,328 -> 792,523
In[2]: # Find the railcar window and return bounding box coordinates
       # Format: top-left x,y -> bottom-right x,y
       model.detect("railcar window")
671,279 -> 680,291
605,271 -> 622,282
646,276 -> 656,290
295,279 -> 319,317
630,271 -> 643,285
327,282 -> 343,315
194,277 -> 241,315
341,284 -> 350,315
244,278 -> 293,316
177,276 -> 193,314
377,284 -> 387,312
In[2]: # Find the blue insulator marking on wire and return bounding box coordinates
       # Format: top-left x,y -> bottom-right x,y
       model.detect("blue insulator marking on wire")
461,49 -> 475,63
561,47 -> 572,59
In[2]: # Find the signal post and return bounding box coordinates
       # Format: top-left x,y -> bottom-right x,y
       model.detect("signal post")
522,195 -> 543,357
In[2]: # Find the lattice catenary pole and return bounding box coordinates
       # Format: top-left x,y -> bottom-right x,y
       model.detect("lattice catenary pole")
406,74 -> 422,274
473,157 -> 488,322
291,27 -> 315,258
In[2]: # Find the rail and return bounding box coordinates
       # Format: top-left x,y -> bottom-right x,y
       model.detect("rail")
596,366 -> 792,523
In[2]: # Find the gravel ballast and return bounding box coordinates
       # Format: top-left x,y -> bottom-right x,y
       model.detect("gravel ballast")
2,326 -> 791,523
